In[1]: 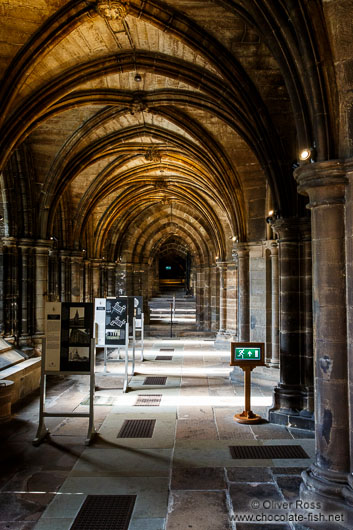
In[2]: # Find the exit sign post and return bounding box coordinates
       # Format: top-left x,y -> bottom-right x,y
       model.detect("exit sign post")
230,342 -> 265,424
230,342 -> 265,367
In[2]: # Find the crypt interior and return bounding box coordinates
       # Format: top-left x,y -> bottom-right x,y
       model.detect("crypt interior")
1,0 -> 353,528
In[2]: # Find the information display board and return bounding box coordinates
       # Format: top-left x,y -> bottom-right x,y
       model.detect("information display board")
230,342 -> 265,368
129,296 -> 143,330
94,297 -> 127,346
45,302 -> 93,373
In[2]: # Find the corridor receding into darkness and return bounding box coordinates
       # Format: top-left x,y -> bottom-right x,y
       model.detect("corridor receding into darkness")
1,0 -> 353,528
1,338 -> 315,529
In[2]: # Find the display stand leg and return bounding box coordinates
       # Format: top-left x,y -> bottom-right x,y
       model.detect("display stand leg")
103,346 -> 108,374
132,318 -> 136,376
123,322 -> 129,393
85,339 -> 96,445
33,339 -> 49,446
234,367 -> 262,424
140,313 -> 144,362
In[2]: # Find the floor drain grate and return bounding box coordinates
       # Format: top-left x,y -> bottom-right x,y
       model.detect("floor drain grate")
117,419 -> 156,438
144,376 -> 167,385
134,394 -> 162,406
70,495 -> 136,530
156,355 -> 173,360
160,348 -> 174,352
229,445 -> 309,460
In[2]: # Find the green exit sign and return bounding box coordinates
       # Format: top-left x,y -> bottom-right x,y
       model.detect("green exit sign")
230,343 -> 265,367
235,347 -> 261,360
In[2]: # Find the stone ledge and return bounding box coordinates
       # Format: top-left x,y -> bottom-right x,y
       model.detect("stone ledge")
0,357 -> 41,405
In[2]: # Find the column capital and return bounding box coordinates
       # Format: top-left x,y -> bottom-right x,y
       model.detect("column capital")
271,216 -> 310,241
294,159 -> 352,208
18,238 -> 34,249
231,242 -> 249,263
269,240 -> 278,255
34,239 -> 52,253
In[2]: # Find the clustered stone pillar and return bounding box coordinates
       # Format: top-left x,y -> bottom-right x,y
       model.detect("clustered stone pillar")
233,244 -> 249,341
18,238 -> 33,345
217,261 -> 227,334
33,240 -> 51,346
269,241 -> 279,367
2,237 -> 18,341
268,217 -> 313,429
295,161 -> 351,515
344,162 -> 353,509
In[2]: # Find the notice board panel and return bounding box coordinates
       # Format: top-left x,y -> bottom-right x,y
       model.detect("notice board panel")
105,297 -> 127,345
45,302 -> 94,373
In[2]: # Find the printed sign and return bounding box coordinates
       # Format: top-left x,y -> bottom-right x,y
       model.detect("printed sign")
105,297 -> 127,345
230,342 -> 265,367
45,302 -> 93,372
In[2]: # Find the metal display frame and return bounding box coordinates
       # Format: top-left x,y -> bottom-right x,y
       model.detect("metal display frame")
102,321 -> 134,392
33,337 -> 96,446
133,314 -> 144,362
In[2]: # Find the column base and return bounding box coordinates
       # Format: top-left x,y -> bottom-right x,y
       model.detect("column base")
214,331 -> 233,349
301,465 -> 353,527
267,360 -> 280,368
268,384 -> 314,430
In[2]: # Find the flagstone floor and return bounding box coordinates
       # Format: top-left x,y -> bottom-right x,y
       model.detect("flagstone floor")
0,338 -> 324,530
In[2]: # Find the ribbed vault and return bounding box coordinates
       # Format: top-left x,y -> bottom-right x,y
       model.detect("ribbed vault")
0,0 -> 339,299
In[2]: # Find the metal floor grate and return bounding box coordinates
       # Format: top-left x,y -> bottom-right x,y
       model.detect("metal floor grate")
229,445 -> 309,460
70,495 -> 136,530
134,394 -> 162,406
117,419 -> 156,438
155,355 -> 173,360
143,376 -> 167,385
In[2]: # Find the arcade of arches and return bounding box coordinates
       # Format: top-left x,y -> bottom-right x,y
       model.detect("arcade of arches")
1,0 -> 353,523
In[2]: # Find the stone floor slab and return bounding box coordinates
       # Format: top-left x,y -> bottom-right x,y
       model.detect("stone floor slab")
226,467 -> 274,483
175,419 -> 218,440
70,447 -> 172,477
166,491 -> 231,530
171,467 -> 226,490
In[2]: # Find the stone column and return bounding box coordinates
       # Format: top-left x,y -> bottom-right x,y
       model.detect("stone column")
83,259 -> 91,302
344,162 -> 353,510
295,160 -> 349,508
0,240 -> 4,335
217,261 -> 227,334
233,244 -> 249,341
59,250 -> 71,302
2,237 -> 18,342
91,259 -> 102,299
269,241 -> 279,367
18,238 -> 33,345
71,251 -> 83,302
268,217 -> 314,429
300,222 -> 314,416
33,240 -> 51,343
106,262 -> 116,297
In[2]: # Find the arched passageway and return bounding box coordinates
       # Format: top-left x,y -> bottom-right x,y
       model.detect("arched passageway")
1,0 -> 353,523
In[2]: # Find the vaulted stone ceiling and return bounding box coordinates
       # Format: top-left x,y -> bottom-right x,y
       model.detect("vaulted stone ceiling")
0,0 -> 338,266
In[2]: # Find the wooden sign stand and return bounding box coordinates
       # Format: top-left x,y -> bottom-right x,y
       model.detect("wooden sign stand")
230,342 -> 265,425
234,365 -> 262,424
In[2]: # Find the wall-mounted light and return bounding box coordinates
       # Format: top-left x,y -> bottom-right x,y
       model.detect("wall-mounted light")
266,210 -> 279,225
134,73 -> 142,82
299,144 -> 316,163
299,148 -> 311,161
